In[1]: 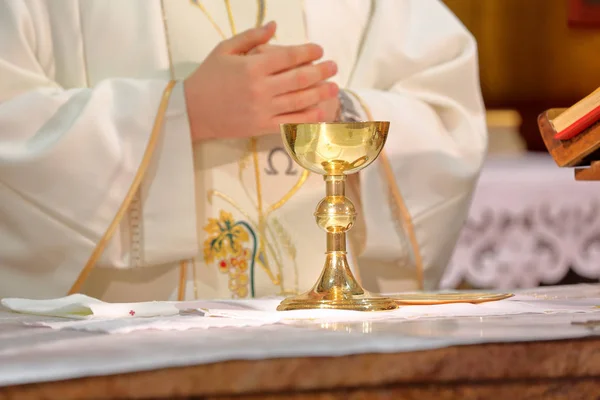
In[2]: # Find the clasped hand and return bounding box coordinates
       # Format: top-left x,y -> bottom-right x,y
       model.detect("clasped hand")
184,21 -> 340,142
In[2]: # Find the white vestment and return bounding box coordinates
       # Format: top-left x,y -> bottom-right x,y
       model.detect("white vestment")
0,0 -> 487,301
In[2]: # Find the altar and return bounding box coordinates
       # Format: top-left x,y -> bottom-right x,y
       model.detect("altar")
1,284 -> 600,399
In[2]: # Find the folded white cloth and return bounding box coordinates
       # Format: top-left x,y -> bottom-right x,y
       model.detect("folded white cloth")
1,294 -> 179,319
1,295 -> 279,333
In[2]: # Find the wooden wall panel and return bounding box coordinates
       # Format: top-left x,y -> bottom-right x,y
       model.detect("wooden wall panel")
443,0 -> 600,108
443,0 -> 600,150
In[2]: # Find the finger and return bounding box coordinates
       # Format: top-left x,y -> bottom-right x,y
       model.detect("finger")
218,21 -> 276,54
271,82 -> 339,115
247,44 -> 286,55
257,43 -> 324,74
269,108 -> 326,130
268,61 -> 337,95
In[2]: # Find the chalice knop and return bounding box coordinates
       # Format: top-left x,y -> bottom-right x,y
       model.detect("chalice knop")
277,122 -> 398,312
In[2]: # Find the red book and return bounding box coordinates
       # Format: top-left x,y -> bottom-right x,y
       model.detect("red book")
552,87 -> 600,140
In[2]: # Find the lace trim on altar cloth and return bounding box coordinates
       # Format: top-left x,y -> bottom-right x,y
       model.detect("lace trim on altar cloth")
441,198 -> 600,289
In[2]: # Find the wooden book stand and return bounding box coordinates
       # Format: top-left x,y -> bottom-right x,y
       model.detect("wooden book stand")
538,108 -> 600,180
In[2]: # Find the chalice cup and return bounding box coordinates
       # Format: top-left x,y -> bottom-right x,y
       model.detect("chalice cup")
277,122 -> 398,312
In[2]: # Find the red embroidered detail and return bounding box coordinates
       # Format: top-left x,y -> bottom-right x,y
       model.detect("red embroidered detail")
129,310 -> 135,316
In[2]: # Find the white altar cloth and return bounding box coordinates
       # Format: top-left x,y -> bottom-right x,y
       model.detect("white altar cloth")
443,153 -> 600,289
1,284 -> 600,388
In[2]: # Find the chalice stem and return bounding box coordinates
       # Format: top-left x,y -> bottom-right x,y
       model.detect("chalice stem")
325,174 -> 347,254
319,175 -> 362,297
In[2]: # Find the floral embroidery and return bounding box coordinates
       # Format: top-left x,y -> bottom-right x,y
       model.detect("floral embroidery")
202,140 -> 305,298
203,210 -> 257,298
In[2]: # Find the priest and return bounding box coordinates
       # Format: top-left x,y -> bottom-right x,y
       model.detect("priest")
0,0 -> 487,301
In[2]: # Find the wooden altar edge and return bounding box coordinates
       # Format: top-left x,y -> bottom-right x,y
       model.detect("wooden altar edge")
1,337 -> 600,399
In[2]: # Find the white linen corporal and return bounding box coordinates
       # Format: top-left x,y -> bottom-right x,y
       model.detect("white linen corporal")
3,288 -> 600,334
0,0 -> 487,301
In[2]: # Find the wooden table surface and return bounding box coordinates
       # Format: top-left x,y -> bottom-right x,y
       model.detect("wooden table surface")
2,337 -> 600,400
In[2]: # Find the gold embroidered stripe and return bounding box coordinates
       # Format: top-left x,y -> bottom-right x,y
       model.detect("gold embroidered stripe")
178,260 -> 188,301
68,80 -> 178,295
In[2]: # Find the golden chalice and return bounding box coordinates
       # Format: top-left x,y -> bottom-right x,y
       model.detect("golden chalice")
277,122 -> 398,312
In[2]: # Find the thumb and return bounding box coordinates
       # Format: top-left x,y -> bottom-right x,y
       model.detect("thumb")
219,21 -> 276,54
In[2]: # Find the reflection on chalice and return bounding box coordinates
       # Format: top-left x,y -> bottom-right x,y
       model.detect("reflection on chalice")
277,122 -> 398,312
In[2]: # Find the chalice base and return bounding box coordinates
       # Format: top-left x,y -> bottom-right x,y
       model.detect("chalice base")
276,252 -> 398,312
276,291 -> 398,312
